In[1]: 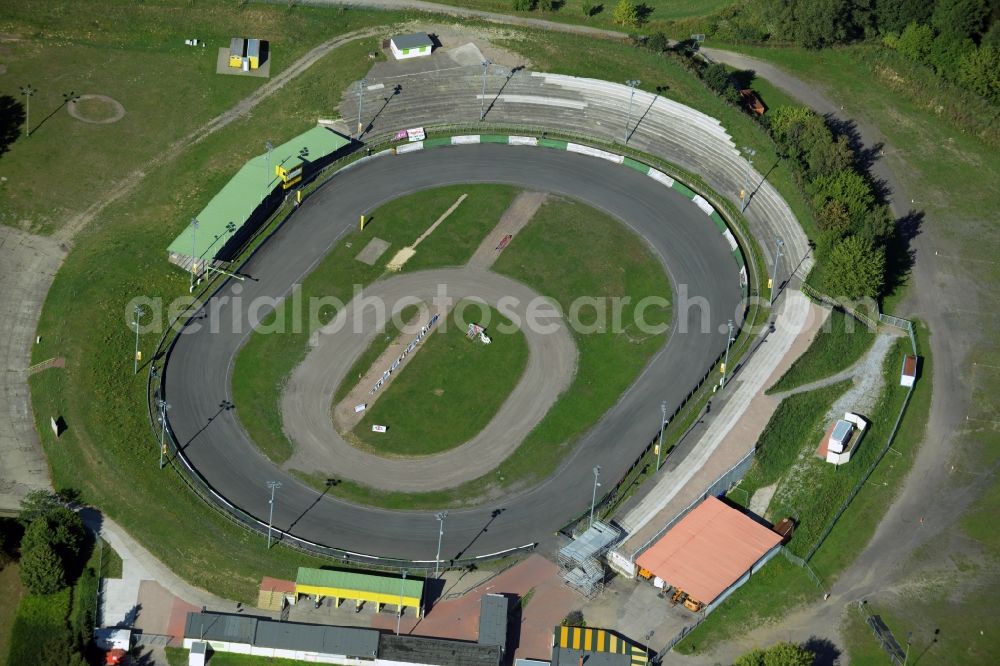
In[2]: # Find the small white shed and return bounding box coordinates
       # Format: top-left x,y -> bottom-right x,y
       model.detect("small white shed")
390,33 -> 433,60
188,641 -> 208,666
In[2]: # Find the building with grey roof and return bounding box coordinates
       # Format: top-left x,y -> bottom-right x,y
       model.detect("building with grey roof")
183,612 -> 378,662
379,634 -> 501,666
478,593 -> 509,654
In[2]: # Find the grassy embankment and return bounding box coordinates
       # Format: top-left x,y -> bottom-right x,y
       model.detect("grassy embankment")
767,310 -> 875,394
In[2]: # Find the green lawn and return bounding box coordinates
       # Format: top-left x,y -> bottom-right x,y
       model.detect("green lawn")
673,555 -> 819,655
0,561 -> 27,664
729,380 -> 852,510
0,0 -> 405,235
99,539 -> 124,580
490,196 -> 671,488
351,304 -> 529,456
26,12 -> 415,603
166,647 -> 313,666
5,589 -> 73,664
767,310 -> 875,394
233,184 -> 520,463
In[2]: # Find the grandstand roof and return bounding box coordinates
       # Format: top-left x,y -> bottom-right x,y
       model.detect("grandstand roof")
295,567 -> 424,601
166,126 -> 350,260
635,496 -> 782,604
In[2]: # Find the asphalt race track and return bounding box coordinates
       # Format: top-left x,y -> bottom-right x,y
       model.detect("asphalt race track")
164,143 -> 742,563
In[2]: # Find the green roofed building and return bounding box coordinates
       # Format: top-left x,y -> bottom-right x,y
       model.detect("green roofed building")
167,125 -> 351,274
295,567 -> 425,616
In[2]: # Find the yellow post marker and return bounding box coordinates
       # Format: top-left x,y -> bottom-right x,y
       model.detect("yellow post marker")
720,362 -> 726,374
296,190 -> 302,205
360,215 -> 366,231
767,278 -> 773,289
136,351 -> 142,362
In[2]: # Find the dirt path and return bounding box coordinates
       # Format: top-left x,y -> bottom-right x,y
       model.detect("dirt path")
466,191 -> 547,269
281,268 -> 578,491
332,306 -> 433,430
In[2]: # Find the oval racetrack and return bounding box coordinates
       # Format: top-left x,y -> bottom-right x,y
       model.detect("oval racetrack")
164,143 -> 742,562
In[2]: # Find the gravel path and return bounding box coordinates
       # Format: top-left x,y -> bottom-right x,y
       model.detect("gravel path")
466,191 -> 547,269
281,267 -> 578,491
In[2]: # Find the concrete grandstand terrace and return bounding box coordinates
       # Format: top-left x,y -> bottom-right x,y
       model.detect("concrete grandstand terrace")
340,53 -> 811,277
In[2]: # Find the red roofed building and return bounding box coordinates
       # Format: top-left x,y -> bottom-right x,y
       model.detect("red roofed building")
635,496 -> 782,610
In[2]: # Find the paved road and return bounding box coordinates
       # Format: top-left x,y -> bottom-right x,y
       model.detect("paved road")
164,144 -> 741,562
282,267 -> 579,491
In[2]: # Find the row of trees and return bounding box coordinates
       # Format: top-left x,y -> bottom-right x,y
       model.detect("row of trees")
713,0 -> 997,49
1,491 -> 96,665
18,490 -> 87,595
768,105 -> 889,299
887,18 -> 999,102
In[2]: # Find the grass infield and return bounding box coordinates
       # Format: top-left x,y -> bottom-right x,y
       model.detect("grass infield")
350,303 -> 529,456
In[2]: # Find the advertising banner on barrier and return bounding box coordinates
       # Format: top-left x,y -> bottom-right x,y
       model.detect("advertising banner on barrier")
692,194 -> 715,215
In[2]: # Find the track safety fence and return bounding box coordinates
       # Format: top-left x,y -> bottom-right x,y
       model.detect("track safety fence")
145,124 -> 764,572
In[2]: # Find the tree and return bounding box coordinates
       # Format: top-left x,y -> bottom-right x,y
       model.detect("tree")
562,609 -> 586,626
702,63 -> 732,94
808,134 -> 855,179
826,235 -> 886,299
511,0 -> 536,10
735,641 -> 814,666
895,21 -> 935,61
874,0 -> 934,34
612,0 -> 639,28
810,169 -> 875,229
539,0 -> 556,10
20,508 -> 85,563
20,541 -> 67,594
928,33 -> 976,78
762,641 -> 814,666
932,0 -> 989,40
792,0 -> 869,48
18,489 -> 63,526
647,31 -> 670,52
958,45 -> 1000,101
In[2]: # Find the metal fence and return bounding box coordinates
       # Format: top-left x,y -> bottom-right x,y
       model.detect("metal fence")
856,600 -> 907,664
146,125 -> 764,572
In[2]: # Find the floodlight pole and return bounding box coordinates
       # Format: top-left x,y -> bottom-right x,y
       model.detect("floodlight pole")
903,632 -> 912,666
189,219 -> 200,293
589,466 -> 602,528
740,146 -> 756,213
357,78 -> 367,137
722,319 -> 734,388
480,59 -> 492,122
770,237 -> 785,307
132,304 -> 143,375
20,85 -> 35,137
266,481 -> 281,548
395,570 -> 408,635
624,80 -> 640,144
656,401 -> 667,471
157,399 -> 171,469
434,511 -> 448,578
